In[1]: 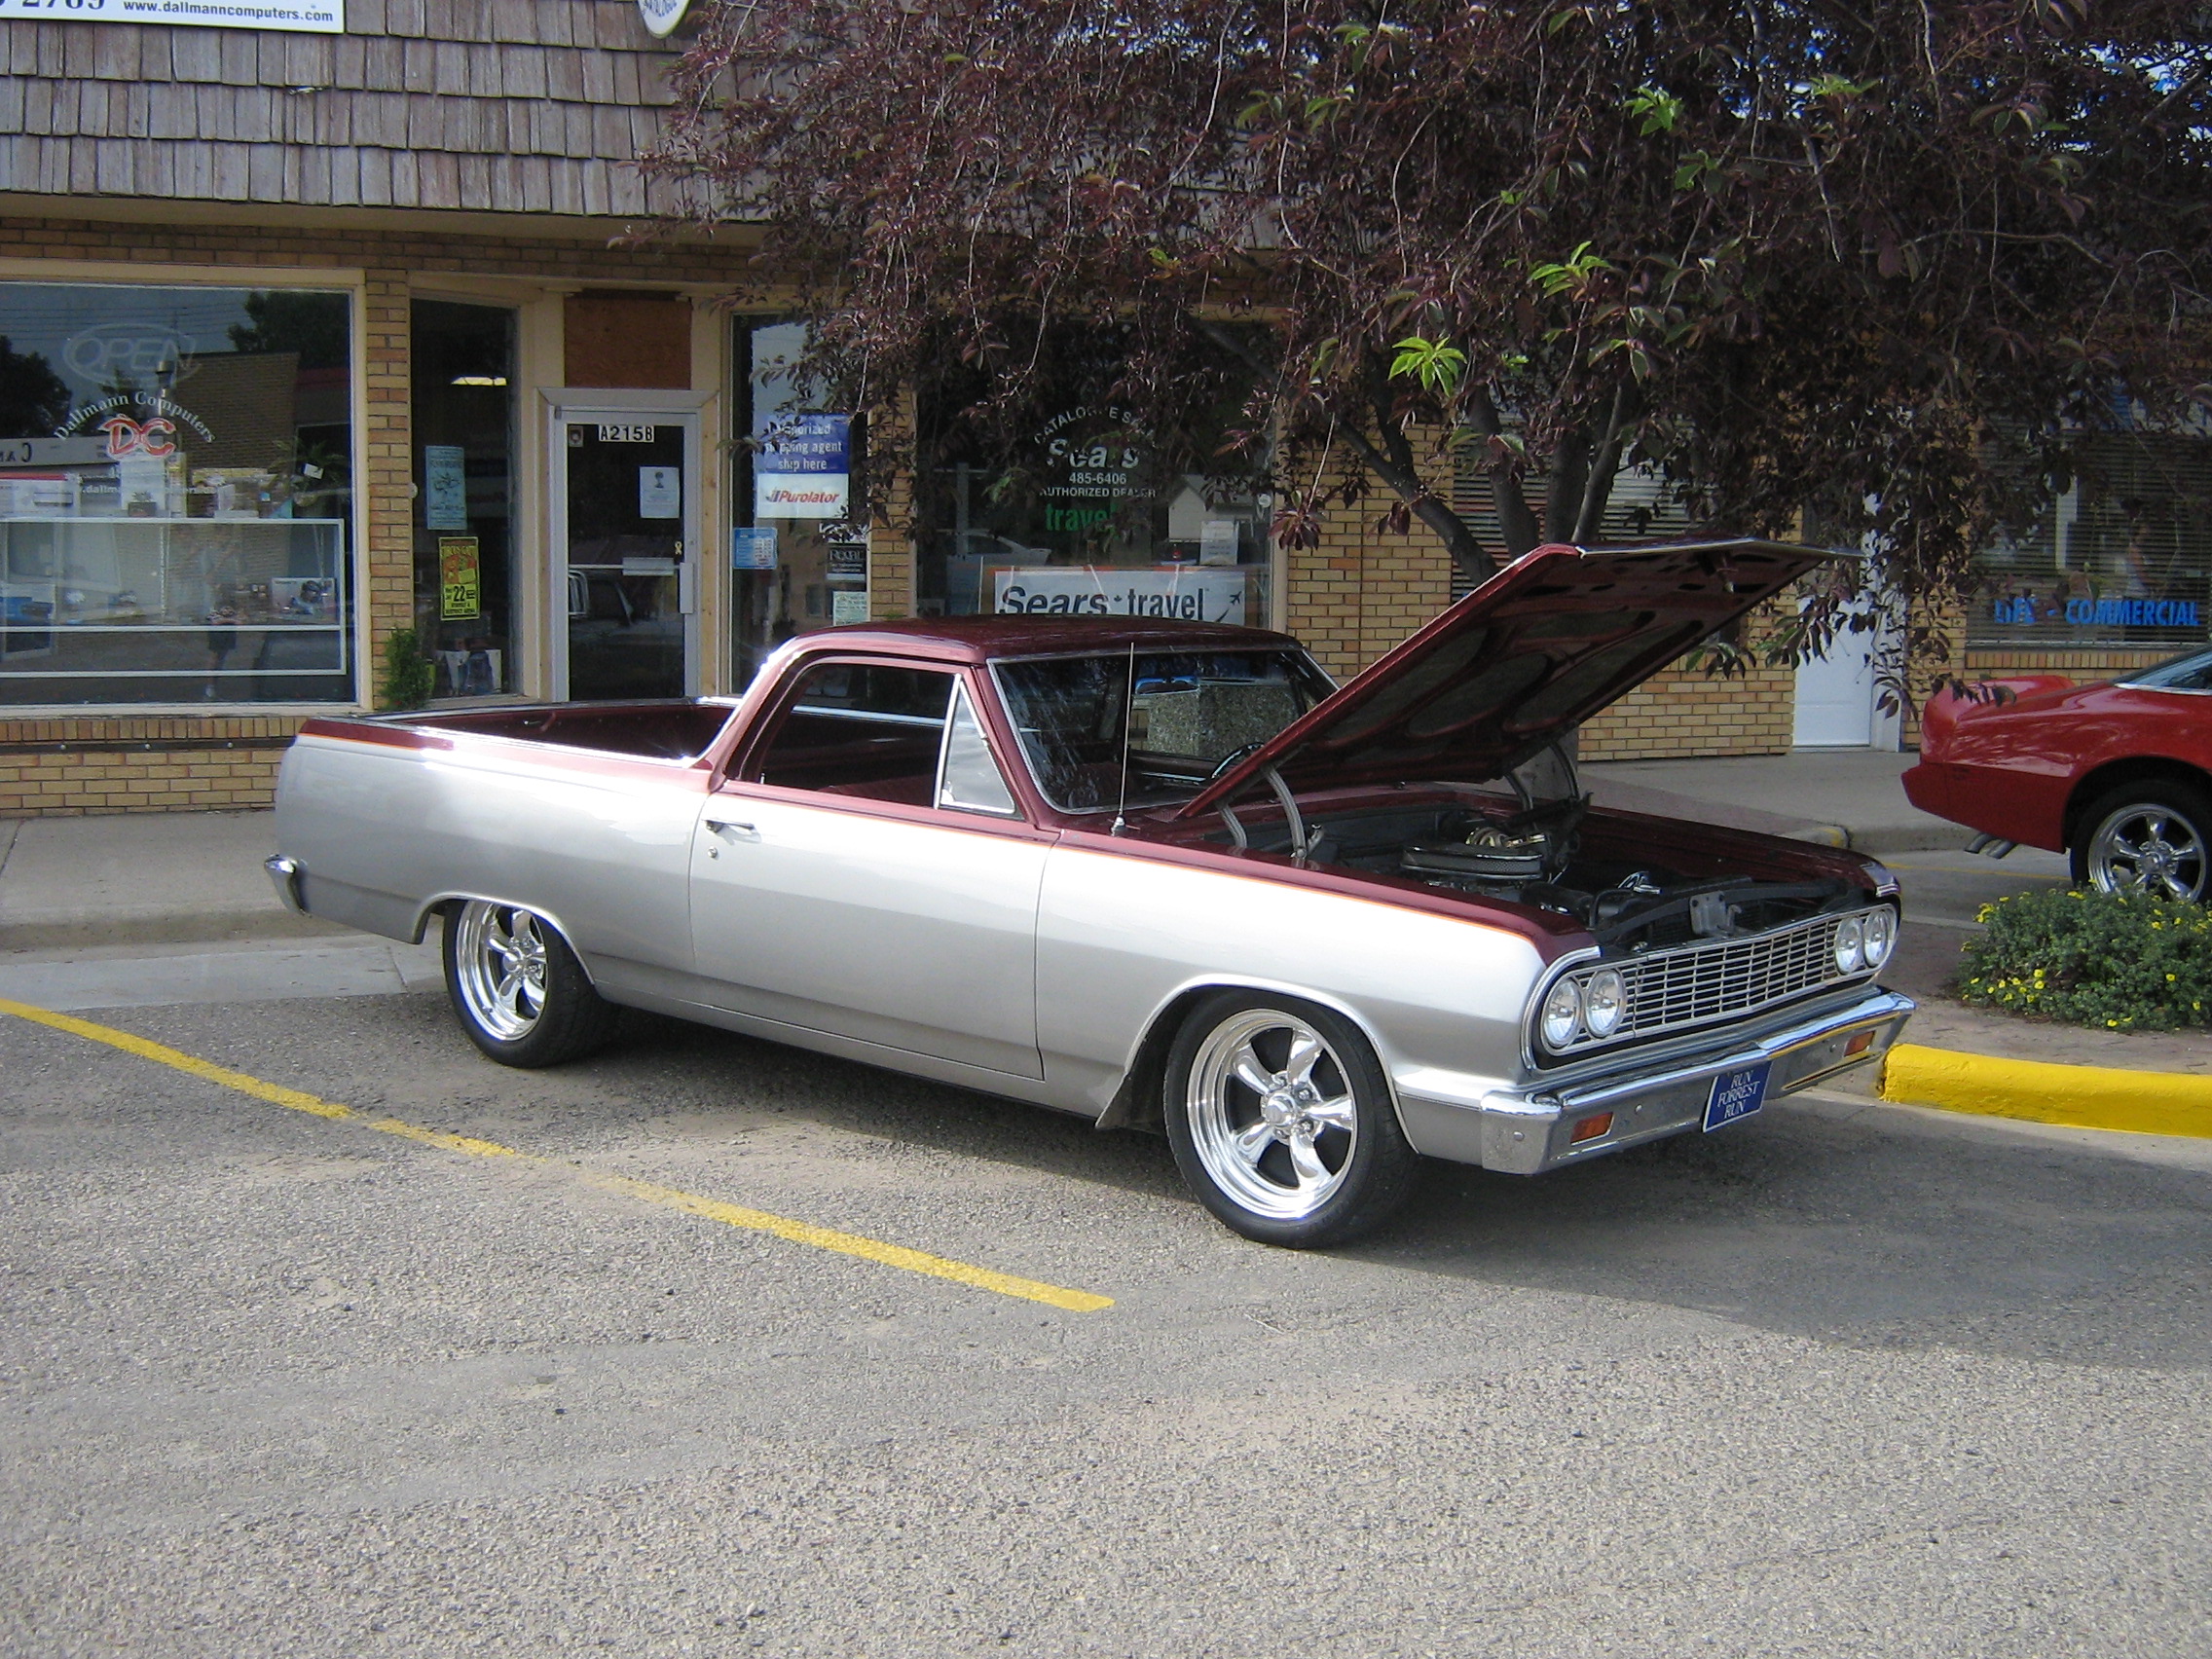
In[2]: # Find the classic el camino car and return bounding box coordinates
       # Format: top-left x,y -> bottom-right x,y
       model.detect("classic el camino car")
270,538 -> 1913,1246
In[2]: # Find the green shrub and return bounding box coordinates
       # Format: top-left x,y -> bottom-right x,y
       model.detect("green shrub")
379,626 -> 435,711
1956,887 -> 2212,1031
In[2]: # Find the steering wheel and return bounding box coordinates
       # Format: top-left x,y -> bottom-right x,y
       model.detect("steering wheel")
1206,740 -> 1268,782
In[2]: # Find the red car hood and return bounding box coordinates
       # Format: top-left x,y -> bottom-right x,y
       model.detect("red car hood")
1173,537 -> 1847,818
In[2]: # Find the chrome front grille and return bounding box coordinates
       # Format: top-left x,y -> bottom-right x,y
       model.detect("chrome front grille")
1542,909 -> 1878,1058
1619,914 -> 1850,1037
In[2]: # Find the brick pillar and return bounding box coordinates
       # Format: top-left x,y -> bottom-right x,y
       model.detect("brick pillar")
360,269 -> 414,706
868,387 -> 918,620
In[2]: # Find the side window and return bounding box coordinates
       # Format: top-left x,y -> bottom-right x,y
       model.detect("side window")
752,663 -> 953,805
937,682 -> 1019,817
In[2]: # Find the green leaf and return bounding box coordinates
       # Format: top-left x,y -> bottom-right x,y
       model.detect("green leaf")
1387,334 -> 1468,397
1624,85 -> 1682,136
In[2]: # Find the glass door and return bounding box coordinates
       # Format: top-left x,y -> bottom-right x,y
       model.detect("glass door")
554,410 -> 698,701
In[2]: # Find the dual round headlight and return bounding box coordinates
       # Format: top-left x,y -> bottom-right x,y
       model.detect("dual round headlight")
1540,977 -> 1583,1049
1834,908 -> 1897,974
1583,968 -> 1626,1039
1540,967 -> 1628,1051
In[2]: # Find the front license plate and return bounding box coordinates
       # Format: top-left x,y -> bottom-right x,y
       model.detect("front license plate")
1703,1063 -> 1772,1132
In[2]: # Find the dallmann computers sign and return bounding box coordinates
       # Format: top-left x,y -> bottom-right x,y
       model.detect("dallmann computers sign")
0,0 -> 342,30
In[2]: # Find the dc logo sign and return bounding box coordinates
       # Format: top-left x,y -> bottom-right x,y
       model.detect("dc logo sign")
636,0 -> 690,36
98,416 -> 177,460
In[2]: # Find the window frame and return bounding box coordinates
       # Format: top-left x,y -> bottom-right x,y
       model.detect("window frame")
0,260 -> 368,715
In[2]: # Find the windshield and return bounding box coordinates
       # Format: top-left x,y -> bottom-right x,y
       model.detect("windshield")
2122,648 -> 2212,691
993,649 -> 1334,812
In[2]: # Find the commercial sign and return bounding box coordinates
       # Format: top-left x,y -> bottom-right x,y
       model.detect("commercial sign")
439,536 -> 481,622
1990,594 -> 2202,630
755,413 -> 851,520
993,565 -> 1247,624
0,0 -> 345,31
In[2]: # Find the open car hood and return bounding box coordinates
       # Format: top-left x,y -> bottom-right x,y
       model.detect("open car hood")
1172,537 -> 1847,820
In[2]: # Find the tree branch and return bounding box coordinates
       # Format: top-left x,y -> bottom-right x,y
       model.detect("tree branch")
1463,385 -> 1544,558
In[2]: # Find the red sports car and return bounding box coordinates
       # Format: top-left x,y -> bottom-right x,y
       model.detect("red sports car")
1903,648 -> 2212,903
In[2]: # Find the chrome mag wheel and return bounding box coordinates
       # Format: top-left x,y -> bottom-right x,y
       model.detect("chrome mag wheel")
2086,800 -> 2209,903
452,900 -> 552,1040
1183,1008 -> 1359,1222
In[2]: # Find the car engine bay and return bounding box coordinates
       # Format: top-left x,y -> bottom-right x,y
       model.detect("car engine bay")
1212,793 -> 1869,953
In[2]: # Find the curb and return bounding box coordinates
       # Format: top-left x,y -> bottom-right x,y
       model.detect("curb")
1879,1043 -> 2212,1139
0,909 -> 354,953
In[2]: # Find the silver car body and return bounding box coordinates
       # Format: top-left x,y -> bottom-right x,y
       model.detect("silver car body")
273,542 -> 1913,1174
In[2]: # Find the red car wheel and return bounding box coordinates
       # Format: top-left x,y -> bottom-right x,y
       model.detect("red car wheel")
2072,782 -> 2212,904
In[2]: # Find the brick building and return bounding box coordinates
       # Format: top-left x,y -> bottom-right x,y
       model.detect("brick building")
1,1 -> 2200,815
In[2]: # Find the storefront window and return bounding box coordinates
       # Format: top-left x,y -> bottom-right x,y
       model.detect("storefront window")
411,301 -> 516,697
913,342 -> 1272,630
0,281 -> 354,706
1973,431 -> 2212,649
730,320 -> 866,688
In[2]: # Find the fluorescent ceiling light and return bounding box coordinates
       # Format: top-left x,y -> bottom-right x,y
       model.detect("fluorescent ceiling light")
451,375 -> 507,387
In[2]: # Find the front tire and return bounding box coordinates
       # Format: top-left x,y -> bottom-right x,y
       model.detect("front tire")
443,900 -> 618,1067
2071,781 -> 2212,903
1162,991 -> 1418,1248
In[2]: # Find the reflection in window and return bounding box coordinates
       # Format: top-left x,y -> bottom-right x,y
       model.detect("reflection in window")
937,682 -> 1018,816
912,332 -> 1274,630
1975,431 -> 2212,649
0,281 -> 354,707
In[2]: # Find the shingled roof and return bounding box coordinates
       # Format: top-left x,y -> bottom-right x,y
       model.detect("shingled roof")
0,0 -> 685,218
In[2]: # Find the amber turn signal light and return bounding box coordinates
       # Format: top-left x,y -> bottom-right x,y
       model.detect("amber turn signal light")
1844,1029 -> 1875,1055
1568,1113 -> 1613,1145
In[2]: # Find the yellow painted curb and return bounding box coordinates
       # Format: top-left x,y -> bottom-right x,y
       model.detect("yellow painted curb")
1879,1042 -> 2212,1139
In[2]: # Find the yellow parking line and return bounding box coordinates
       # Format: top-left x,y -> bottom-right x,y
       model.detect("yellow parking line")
0,996 -> 1113,1313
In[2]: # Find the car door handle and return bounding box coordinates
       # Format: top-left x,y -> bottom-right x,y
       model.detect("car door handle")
704,818 -> 759,842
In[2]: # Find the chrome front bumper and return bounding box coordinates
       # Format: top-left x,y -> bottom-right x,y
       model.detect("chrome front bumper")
1398,987 -> 1915,1175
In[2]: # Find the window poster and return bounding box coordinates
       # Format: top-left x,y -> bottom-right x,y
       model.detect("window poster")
639,465 -> 682,520
830,589 -> 872,625
824,521 -> 870,579
423,446 -> 467,532
731,526 -> 779,571
755,413 -> 851,519
438,536 -> 481,621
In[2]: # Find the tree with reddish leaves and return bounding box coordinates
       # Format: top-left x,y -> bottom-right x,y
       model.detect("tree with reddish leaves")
648,1 -> 2210,676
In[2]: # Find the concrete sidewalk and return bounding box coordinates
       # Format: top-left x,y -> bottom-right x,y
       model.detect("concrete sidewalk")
1582,749 -> 1962,854
0,811 -> 346,952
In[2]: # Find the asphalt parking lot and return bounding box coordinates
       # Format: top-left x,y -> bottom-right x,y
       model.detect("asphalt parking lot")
3,970 -> 2209,1658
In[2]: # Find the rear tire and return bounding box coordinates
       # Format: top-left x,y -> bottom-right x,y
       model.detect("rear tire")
1162,990 -> 1418,1248
2070,781 -> 2212,903
443,900 -> 618,1067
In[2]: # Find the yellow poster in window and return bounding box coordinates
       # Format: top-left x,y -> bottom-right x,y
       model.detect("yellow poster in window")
439,535 -> 481,621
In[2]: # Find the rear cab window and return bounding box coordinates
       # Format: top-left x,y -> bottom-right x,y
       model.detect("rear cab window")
748,660 -> 1020,816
